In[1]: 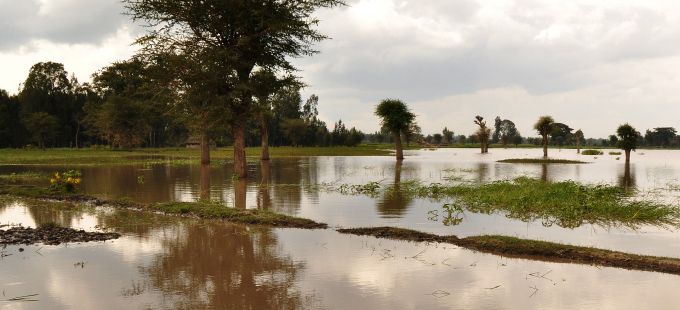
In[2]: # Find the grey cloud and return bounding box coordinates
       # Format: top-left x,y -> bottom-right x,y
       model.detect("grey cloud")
300,0 -> 680,101
0,0 -> 140,51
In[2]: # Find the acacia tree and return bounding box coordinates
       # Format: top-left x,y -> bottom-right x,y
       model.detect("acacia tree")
124,0 -> 345,178
616,123 -> 640,163
251,70 -> 299,160
474,116 -> 490,153
534,116 -> 555,157
375,99 -> 415,160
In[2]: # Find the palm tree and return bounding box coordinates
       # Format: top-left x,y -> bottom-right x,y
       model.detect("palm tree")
375,99 -> 416,160
616,123 -> 640,163
533,116 -> 555,157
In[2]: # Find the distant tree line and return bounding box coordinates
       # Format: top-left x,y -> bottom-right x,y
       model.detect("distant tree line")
0,61 -> 364,150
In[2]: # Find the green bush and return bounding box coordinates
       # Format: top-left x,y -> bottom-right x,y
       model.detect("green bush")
582,149 -> 604,155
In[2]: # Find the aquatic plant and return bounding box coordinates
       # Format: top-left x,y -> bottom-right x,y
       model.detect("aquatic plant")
48,170 -> 82,193
582,149 -> 604,155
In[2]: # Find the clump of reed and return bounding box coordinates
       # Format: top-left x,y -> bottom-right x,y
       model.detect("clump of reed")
582,149 -> 604,155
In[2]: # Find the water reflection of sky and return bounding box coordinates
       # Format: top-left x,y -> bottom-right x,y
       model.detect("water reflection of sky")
2,148 -> 680,257
2,202 -> 680,310
3,149 -> 680,308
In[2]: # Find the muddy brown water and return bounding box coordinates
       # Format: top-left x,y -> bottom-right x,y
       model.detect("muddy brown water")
2,148 -> 680,308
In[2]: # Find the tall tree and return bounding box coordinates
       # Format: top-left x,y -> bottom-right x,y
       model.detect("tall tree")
474,116 -> 490,153
498,119 -> 519,147
616,124 -> 640,163
492,116 -> 502,143
652,127 -> 677,148
534,116 -> 555,157
251,69 -> 298,160
375,99 -> 415,160
124,0 -> 346,178
19,62 -> 76,147
442,127 -> 454,144
574,129 -> 583,153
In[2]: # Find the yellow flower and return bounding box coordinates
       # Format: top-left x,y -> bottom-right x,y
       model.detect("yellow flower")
74,179 -> 81,184
55,172 -> 60,179
67,177 -> 72,182
50,179 -> 55,183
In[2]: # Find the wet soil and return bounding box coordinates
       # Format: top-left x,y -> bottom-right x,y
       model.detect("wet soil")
337,226 -> 680,275
0,226 -> 121,246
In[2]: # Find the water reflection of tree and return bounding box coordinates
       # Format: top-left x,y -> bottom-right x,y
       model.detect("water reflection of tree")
256,160 -> 272,210
200,164 -> 211,201
475,162 -> 490,184
618,163 -> 636,190
142,223 -> 309,309
376,161 -> 413,217
269,159 -> 303,215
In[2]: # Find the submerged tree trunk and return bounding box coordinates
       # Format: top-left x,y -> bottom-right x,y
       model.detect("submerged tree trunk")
201,132 -> 210,165
542,136 -> 548,157
625,149 -> 631,163
395,132 -> 404,160
260,124 -> 270,161
233,119 -> 247,178
576,139 -> 581,154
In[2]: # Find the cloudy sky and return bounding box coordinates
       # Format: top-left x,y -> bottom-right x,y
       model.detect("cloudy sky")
2,0 -> 680,138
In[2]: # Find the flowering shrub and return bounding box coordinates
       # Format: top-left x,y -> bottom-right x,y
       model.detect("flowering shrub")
49,170 -> 82,193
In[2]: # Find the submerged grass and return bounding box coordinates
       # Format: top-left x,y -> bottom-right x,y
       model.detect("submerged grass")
582,149 -> 604,155
326,177 -> 680,229
0,181 -> 327,229
148,201 -> 326,228
497,158 -> 589,164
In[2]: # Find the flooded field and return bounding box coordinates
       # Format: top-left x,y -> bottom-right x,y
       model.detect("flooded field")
2,148 -> 680,308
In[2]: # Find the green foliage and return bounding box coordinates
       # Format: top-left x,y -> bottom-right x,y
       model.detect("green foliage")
21,111 -> 59,150
616,123 -> 640,151
49,170 -> 82,193
582,149 -> 604,155
375,99 -> 416,135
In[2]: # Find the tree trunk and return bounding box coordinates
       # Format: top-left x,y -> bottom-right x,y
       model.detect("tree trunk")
75,123 -> 80,150
394,132 -> 404,160
260,124 -> 270,161
201,132 -> 210,165
233,119 -> 247,178
625,149 -> 631,163
542,136 -> 548,157
577,139 -> 580,154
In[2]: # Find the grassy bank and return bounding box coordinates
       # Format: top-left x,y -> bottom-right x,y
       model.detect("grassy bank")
337,226 -> 680,275
0,145 -> 396,165
0,182 -> 326,229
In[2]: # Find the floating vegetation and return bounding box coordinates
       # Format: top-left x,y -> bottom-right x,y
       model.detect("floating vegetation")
497,159 -> 588,164
325,177 -> 680,229
609,151 -> 622,155
582,149 -> 604,155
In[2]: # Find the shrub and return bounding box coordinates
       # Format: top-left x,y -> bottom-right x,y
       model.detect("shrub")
582,149 -> 604,155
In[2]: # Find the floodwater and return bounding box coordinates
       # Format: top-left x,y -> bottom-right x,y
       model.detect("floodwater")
2,148 -> 680,309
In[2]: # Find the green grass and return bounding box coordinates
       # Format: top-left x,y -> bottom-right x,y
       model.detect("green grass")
497,158 -> 588,164
582,149 -> 604,155
148,201 -> 326,228
326,177 -> 680,229
609,151 -> 622,155
0,145 -> 395,165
